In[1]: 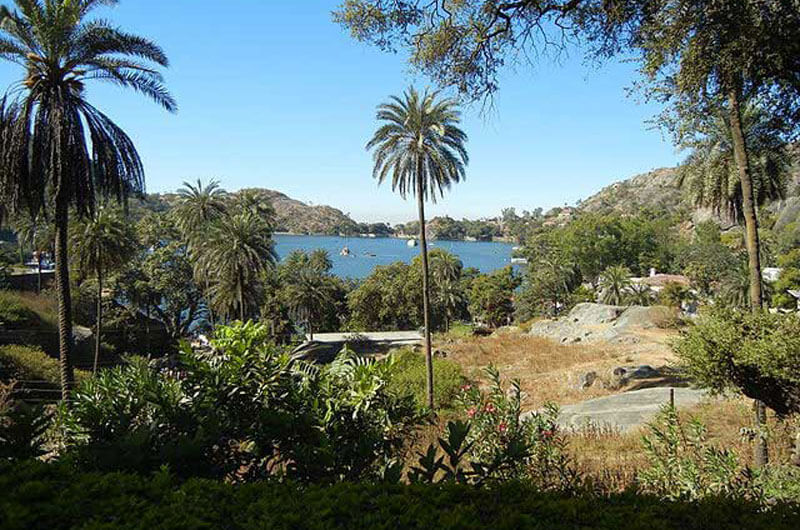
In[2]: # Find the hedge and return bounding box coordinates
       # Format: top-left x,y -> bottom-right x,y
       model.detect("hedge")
1,461 -> 798,530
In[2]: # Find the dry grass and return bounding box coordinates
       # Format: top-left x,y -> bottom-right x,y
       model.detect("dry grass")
438,333 -> 653,408
564,397 -> 798,491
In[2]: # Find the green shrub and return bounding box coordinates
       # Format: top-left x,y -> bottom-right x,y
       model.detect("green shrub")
0,345 -> 88,386
639,405 -> 754,501
386,348 -> 464,410
56,321 -> 420,482
673,308 -> 800,416
0,292 -> 41,329
451,366 -> 576,489
0,460 -> 798,530
0,383 -> 47,461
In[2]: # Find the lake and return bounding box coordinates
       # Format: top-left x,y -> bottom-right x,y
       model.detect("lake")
274,234 -> 516,279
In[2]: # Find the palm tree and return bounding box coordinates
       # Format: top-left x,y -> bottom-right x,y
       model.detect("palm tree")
195,211 -> 277,322
679,105 -> 788,224
598,265 -> 632,306
71,205 -> 137,372
12,212 -> 52,293
678,104 -> 789,306
367,87 -> 468,409
285,271 -> 335,341
430,250 -> 464,331
173,179 -> 228,325
173,179 -> 228,242
625,283 -> 654,307
0,1 -> 174,399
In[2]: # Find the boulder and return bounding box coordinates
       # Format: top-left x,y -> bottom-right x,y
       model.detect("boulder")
577,371 -> 598,390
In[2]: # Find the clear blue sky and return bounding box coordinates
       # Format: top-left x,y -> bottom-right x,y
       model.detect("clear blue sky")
0,0 -> 682,224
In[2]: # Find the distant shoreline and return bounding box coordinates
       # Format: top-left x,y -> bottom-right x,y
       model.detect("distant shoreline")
272,232 -> 515,244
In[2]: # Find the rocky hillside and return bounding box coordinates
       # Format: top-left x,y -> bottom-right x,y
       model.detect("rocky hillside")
253,190 -> 357,235
577,167 -> 685,217
133,189 -> 358,235
572,149 -> 800,228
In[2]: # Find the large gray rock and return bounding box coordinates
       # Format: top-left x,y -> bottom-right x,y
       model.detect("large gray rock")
553,387 -> 708,432
528,303 -> 671,344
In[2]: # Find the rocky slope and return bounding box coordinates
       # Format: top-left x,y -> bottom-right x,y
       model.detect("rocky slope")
254,189 -> 357,235
572,148 -> 800,228
133,189 -> 358,235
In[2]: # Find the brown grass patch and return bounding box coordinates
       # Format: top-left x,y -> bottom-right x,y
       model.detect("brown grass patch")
438,333 -> 632,408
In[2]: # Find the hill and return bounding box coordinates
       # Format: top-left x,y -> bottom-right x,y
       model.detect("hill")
251,189 -> 358,235
569,149 -> 800,228
132,189 -> 359,235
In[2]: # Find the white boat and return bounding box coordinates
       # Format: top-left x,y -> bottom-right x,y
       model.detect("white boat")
339,246 -> 351,256
407,239 -> 418,247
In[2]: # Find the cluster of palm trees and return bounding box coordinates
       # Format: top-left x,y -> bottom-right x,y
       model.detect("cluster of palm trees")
172,181 -> 278,324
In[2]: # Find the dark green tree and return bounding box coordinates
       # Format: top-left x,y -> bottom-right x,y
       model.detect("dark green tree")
195,211 -> 277,322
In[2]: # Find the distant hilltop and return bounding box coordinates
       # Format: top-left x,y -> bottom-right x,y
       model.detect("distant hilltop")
133,147 -> 799,241
133,188 -> 359,236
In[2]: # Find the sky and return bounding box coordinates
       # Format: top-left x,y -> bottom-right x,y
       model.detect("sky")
0,1 -> 684,224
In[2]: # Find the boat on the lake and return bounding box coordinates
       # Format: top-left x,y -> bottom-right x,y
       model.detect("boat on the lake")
407,239 -> 417,247
340,246 -> 351,256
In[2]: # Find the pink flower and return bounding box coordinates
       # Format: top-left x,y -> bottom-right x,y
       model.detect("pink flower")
461,384 -> 472,392
498,422 -> 508,433
542,429 -> 554,439
484,403 -> 496,414
467,407 -> 477,418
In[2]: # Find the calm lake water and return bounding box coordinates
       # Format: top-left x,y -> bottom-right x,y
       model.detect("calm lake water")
274,234 -> 516,279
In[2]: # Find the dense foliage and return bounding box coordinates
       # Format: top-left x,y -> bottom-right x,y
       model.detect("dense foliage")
675,309 -> 800,416
54,321 -> 419,482
2,460 -> 799,530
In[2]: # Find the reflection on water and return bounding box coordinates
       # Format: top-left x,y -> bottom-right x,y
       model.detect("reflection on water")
274,234 -> 516,279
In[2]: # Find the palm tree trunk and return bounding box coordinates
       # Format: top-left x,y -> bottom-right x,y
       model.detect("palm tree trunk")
93,259 -> 102,374
728,86 -> 768,467
416,160 -> 434,410
54,198 -> 75,401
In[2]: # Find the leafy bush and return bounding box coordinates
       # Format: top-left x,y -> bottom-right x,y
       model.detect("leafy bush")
0,291 -> 41,329
0,383 -> 47,461
674,308 -> 800,416
452,366 -> 577,489
386,348 -> 464,410
0,345 -> 88,386
1,460 -> 798,530
55,321 -> 420,482
639,405 -> 755,501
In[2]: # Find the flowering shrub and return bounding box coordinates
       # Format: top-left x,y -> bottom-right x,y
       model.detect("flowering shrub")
408,365 -> 577,488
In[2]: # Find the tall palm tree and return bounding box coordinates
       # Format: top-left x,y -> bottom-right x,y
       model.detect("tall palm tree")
285,271 -> 334,341
71,205 -> 137,372
173,179 -> 228,325
430,250 -> 464,331
0,1 -> 174,399
195,211 -> 277,322
367,87 -> 468,409
598,265 -> 632,306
